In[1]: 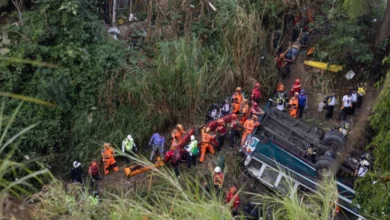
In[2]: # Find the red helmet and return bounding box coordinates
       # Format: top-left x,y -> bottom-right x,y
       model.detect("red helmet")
255,82 -> 260,88
295,79 -> 300,84
253,102 -> 258,106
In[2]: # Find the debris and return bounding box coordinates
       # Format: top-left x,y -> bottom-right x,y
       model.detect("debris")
129,13 -> 137,22
108,27 -> 120,40
345,70 -> 355,80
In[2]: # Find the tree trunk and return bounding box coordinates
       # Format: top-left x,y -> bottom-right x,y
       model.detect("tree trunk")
376,0 -> 390,47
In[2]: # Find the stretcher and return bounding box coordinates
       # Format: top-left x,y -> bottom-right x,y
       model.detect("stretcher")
303,60 -> 343,72
205,113 -> 234,131
124,157 -> 164,177
171,128 -> 195,150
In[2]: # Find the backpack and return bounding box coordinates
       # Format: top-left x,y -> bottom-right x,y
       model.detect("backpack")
171,150 -> 181,163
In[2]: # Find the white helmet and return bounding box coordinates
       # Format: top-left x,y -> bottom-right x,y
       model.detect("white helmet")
191,135 -> 195,141
360,160 -> 369,167
214,166 -> 221,173
127,135 -> 132,140
73,161 -> 81,168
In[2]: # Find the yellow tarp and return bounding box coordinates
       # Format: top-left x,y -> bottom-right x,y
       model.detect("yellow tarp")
304,60 -> 343,72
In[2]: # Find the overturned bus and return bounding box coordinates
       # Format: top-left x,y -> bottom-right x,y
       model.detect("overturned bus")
241,102 -> 365,219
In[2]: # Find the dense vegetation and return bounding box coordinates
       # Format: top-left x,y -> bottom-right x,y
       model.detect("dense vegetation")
0,0 -> 390,219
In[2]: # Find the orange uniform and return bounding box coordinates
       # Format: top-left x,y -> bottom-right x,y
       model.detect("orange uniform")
171,129 -> 182,144
232,100 -> 241,114
241,118 -> 260,145
101,144 -> 119,175
240,103 -> 250,124
232,92 -> 243,105
199,128 -> 215,163
213,172 -> 224,188
289,97 -> 298,118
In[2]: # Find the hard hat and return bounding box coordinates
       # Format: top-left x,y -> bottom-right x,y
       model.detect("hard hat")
230,186 -> 237,194
255,82 -> 260,88
253,102 -> 258,106
177,124 -> 183,130
277,83 -> 285,92
205,127 -> 210,133
91,161 -> 97,166
300,89 -> 305,94
190,135 -> 195,141
295,79 -> 300,84
214,166 -> 221,173
73,161 -> 81,168
236,87 -> 242,92
127,135 -> 132,140
104,143 -> 110,149
294,92 -> 299,96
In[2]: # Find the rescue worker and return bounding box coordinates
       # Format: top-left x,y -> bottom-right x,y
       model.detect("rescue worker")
288,92 -> 299,118
351,89 -> 357,116
207,103 -> 219,122
149,132 -> 165,161
220,99 -> 231,116
298,89 -> 307,118
213,166 -> 224,196
232,98 -> 241,114
88,161 -> 102,180
357,83 -> 366,109
290,79 -> 301,96
275,53 -> 290,78
249,102 -> 264,117
304,143 -> 317,163
199,127 -> 215,163
101,143 -> 119,175
226,186 -> 240,216
324,93 -> 336,120
185,135 -> 199,168
216,119 -> 227,151
71,161 -> 84,183
122,135 -> 137,164
232,87 -> 243,105
251,82 -> 261,104
229,114 -> 240,148
164,149 -> 181,177
171,124 -> 185,144
338,91 -> 352,121
241,115 -> 260,145
274,83 -> 288,111
239,99 -> 250,125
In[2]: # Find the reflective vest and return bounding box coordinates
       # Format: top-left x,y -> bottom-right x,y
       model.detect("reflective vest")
101,147 -> 114,159
232,92 -> 243,104
171,129 -> 181,141
289,97 -> 298,118
123,138 -> 134,151
244,119 -> 259,132
201,130 -> 212,143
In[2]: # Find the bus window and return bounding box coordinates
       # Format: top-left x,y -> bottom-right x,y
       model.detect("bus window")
247,159 -> 263,176
276,176 -> 291,194
261,166 -> 280,185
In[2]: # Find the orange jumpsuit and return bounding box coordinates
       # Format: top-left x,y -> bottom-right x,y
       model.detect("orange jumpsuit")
101,146 -> 119,175
171,129 -> 182,144
199,130 -> 215,163
240,103 -> 250,125
213,172 -> 224,188
241,119 -> 260,145
232,92 -> 243,105
289,97 -> 298,118
232,102 -> 241,114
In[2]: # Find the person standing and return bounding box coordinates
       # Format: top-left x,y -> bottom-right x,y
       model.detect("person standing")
213,166 -> 224,196
71,161 -> 84,183
226,186 -> 240,216
339,91 -> 352,121
351,89 -> 357,116
185,135 -> 199,168
288,92 -> 299,118
251,82 -> 261,104
101,143 -> 119,175
249,102 -> 264,117
324,93 -> 336,120
241,116 -> 260,145
121,135 -> 137,164
164,150 -> 181,177
239,99 -> 250,125
357,83 -> 366,109
199,127 -> 215,163
216,119 -> 227,151
274,83 -> 288,111
88,161 -> 102,181
232,87 -> 243,105
149,132 -> 165,161
290,79 -> 301,96
298,89 -> 307,118
229,114 -> 240,148
220,99 -> 231,116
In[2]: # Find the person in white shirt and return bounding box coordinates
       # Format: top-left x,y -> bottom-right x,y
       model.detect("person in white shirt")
338,91 -> 352,121
351,89 -> 357,116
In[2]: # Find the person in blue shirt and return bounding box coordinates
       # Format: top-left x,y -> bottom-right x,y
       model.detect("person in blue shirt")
298,89 -> 307,118
149,133 -> 165,161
